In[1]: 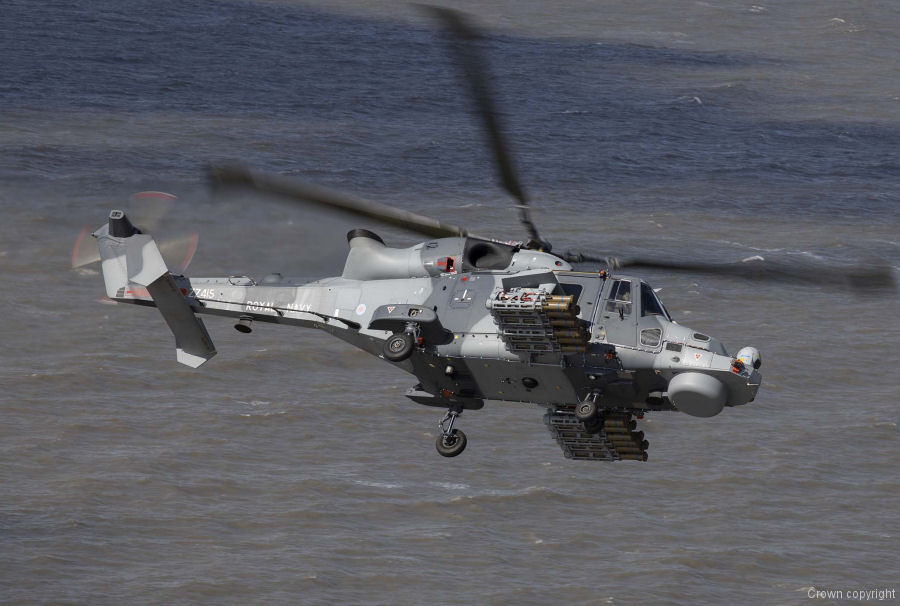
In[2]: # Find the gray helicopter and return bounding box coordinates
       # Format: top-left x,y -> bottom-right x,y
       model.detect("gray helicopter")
83,9 -> 892,461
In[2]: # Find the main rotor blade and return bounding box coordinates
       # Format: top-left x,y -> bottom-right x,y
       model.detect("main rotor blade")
562,251 -> 897,293
209,164 -> 479,241
425,7 -> 547,250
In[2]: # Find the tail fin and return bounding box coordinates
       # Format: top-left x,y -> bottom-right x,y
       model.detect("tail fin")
96,210 -> 217,368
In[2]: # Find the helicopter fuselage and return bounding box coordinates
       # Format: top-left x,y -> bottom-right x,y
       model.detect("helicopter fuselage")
98,216 -> 761,427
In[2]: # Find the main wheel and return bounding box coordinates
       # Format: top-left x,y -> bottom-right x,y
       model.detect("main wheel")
383,332 -> 414,362
436,429 -> 467,457
575,399 -> 599,423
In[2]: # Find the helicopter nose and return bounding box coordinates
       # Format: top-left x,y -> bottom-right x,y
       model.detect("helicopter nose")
667,372 -> 727,417
736,346 -> 762,370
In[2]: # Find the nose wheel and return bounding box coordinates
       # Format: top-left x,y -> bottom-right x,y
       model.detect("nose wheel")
436,407 -> 467,457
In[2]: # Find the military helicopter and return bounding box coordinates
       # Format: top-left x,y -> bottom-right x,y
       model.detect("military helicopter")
81,8 -> 893,461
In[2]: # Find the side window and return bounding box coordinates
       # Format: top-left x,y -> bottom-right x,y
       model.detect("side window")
605,280 -> 632,316
640,328 -> 662,347
640,282 -> 666,317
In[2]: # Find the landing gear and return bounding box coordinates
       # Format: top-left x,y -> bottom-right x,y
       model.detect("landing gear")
575,392 -> 601,423
384,321 -> 421,362
575,400 -> 598,422
383,332 -> 414,362
436,429 -> 467,457
436,407 -> 467,457
576,391 -> 604,433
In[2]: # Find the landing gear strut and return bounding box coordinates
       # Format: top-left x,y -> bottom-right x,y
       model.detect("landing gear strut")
436,406 -> 467,457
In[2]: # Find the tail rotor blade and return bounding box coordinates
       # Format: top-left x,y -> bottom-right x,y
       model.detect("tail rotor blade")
158,233 -> 200,274
129,191 -> 177,232
71,226 -> 98,268
72,191 -> 198,272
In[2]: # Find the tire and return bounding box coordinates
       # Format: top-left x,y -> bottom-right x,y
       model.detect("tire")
383,332 -> 414,362
575,399 -> 599,423
436,429 -> 467,457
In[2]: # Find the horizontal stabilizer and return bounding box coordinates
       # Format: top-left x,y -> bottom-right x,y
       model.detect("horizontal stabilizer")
176,348 -> 214,368
144,273 -> 217,368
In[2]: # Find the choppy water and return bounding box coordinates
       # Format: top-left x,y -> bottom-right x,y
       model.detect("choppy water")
1,1 -> 898,604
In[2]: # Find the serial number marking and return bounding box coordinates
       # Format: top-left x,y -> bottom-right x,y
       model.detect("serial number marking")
243,301 -> 312,313
187,288 -> 217,299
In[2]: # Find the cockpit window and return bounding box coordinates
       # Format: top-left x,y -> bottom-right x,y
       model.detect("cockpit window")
605,280 -> 632,316
641,282 -> 667,317
640,328 -> 662,347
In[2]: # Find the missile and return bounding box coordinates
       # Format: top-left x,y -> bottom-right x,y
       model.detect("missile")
606,436 -> 645,448
613,446 -> 644,455
607,435 -> 644,447
554,329 -> 589,338
544,295 -> 573,304
543,304 -> 573,313
550,319 -> 580,327
618,452 -> 649,462
560,346 -> 586,353
604,419 -> 637,431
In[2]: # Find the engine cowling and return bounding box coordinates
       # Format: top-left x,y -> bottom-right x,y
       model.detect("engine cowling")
342,229 -> 435,280
341,231 -> 570,280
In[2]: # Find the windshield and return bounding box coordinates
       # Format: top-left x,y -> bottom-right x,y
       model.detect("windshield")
641,282 -> 669,319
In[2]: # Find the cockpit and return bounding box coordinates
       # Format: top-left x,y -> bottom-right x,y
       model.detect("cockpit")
603,278 -> 670,321
588,276 -> 676,351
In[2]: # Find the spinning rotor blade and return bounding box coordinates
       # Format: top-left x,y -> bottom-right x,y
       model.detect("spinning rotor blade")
129,191 -> 177,232
71,225 -> 100,268
157,233 -> 200,274
425,7 -> 547,250
562,251 -> 897,292
209,164 -> 483,241
72,231 -> 198,273
71,192 -> 198,272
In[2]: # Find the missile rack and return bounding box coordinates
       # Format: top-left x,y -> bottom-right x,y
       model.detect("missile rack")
486,287 -> 590,354
543,409 -> 648,461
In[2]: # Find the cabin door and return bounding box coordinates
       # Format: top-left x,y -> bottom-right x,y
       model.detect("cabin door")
596,279 -> 636,348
